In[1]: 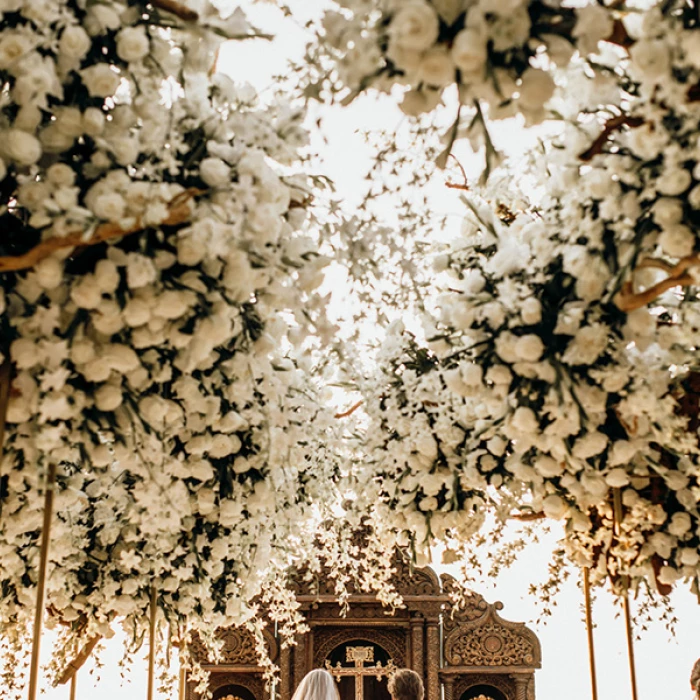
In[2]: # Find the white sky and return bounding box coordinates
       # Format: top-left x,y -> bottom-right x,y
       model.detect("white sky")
33,3 -> 700,699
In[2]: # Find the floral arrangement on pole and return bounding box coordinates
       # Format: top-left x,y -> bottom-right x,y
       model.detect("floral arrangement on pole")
361,0 -> 700,595
0,0 -> 336,689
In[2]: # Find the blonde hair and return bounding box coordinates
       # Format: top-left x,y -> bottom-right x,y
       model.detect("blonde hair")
388,669 -> 424,700
291,669 -> 340,700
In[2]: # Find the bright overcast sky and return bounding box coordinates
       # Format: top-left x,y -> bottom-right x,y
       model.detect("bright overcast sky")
38,3 -> 700,699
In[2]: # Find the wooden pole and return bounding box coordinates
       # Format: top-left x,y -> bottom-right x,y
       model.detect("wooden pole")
148,587 -> 157,700
70,675 -> 77,700
179,666 -> 187,700
623,591 -> 639,700
27,463 -> 57,700
582,567 -> 599,700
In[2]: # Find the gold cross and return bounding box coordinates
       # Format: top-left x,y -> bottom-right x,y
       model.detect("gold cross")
325,647 -> 396,700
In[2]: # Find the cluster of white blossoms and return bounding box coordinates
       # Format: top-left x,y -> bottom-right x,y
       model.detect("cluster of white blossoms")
0,0 -> 340,680
364,3 -> 700,593
310,0 -> 623,121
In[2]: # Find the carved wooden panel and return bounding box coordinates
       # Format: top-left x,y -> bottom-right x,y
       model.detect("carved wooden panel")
188,672 -> 265,700
452,674 -> 515,700
189,627 -> 278,666
312,627 -> 407,669
445,622 -> 537,667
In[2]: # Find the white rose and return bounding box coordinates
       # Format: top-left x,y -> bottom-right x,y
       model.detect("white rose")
572,431 -> 607,459
94,384 -> 123,411
92,192 -> 126,222
55,107 -> 84,138
688,185 -> 700,210
418,496 -> 439,511
123,298 -> 151,326
659,225 -> 694,258
451,29 -> 487,74
0,32 -> 31,70
116,26 -> 150,63
573,4 -> 613,55
580,472 -> 608,500
388,1 -> 440,52
417,47 -> 455,87
85,4 -> 121,35
2,129 -> 42,165
126,254 -> 157,289
514,334 -> 544,362
153,290 -> 190,320
520,297 -> 541,325
535,455 -> 564,478
71,338 -> 95,364
399,88 -> 442,116
629,39 -> 670,82
34,257 -> 63,289
46,163 -> 75,187
109,137 -> 140,167
432,0 -> 465,24
200,157 -> 231,187
80,64 -> 121,98
657,565 -> 681,586
652,197 -> 683,227
510,406 -> 538,434
209,434 -> 242,458
82,358 -> 112,382
680,548 -> 699,567
656,168 -> 692,196
542,494 -> 567,520
668,512 -> 691,537
10,338 -> 42,369
58,25 -> 91,60
486,365 -> 511,385
604,468 -> 630,488
70,275 -> 102,309
517,68 -> 555,111
82,108 -> 105,136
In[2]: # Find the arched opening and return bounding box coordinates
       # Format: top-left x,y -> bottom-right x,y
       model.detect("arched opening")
326,640 -> 393,700
459,684 -> 508,700
214,683 -> 259,700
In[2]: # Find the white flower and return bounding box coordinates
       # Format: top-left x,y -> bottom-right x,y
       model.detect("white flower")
200,157 -> 231,187
85,4 -> 121,35
562,324 -> 608,366
116,26 -> 150,63
668,512 -> 691,537
535,455 -> 564,477
629,39 -> 671,82
92,192 -> 126,222
510,406 -> 538,434
80,64 -> 121,98
432,0 -> 465,25
46,163 -> 75,187
573,5 -> 613,55
388,1 -> 440,52
451,29 -> 487,74
126,254 -> 157,289
417,47 -> 455,87
542,494 -> 567,519
656,168 -> 692,196
34,257 -> 63,289
518,69 -> 555,111
1,129 -> 42,165
514,334 -> 544,362
94,384 -> 123,411
70,275 -> 102,309
604,468 -> 629,488
82,108 -> 105,136
59,25 -> 91,60
399,88 -> 442,116
572,432 -> 607,459
652,198 -> 684,227
0,32 -> 31,70
658,225 -> 694,258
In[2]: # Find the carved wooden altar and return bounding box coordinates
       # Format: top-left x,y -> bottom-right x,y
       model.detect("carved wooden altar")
186,557 -> 541,700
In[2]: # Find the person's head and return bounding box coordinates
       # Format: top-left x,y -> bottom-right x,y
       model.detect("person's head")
691,657 -> 700,697
291,669 -> 340,700
388,669 -> 424,700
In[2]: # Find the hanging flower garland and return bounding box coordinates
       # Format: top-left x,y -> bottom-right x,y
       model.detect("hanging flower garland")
0,0 -> 339,687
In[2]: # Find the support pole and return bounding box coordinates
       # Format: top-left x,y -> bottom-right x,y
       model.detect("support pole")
27,463 -> 57,700
582,567 -> 598,700
148,587 -> 157,700
623,591 -> 638,700
70,675 -> 77,700
179,666 -> 187,700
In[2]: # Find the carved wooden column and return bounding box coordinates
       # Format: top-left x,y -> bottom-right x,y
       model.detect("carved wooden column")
513,674 -> 529,700
426,621 -> 440,700
410,615 -> 425,679
280,644 -> 292,700
293,632 -> 308,691
442,676 -> 454,700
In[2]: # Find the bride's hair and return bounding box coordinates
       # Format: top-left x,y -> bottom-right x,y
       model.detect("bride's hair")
291,669 -> 340,700
692,658 -> 700,698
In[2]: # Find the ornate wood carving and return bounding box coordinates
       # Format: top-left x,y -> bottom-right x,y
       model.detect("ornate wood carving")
410,617 -> 425,678
452,673 -> 515,700
441,575 -> 541,670
426,622 -> 440,700
312,628 -> 407,669
188,672 -> 264,700
189,627 -> 278,667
